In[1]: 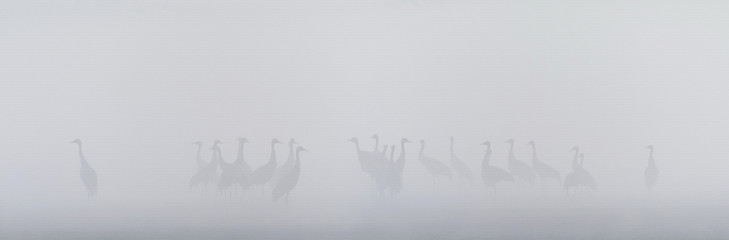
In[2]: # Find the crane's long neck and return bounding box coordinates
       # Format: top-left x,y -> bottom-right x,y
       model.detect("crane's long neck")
482,147 -> 491,171
389,147 -> 395,162
269,142 -> 277,164
353,141 -> 360,152
449,138 -> 455,156
196,145 -> 202,161
76,143 -> 89,167
399,141 -> 407,161
286,142 -> 295,164
216,147 -> 225,163
571,149 -> 580,170
210,147 -> 218,164
648,149 -> 655,166
294,149 -> 302,170
235,142 -> 245,165
419,142 -> 425,156
508,142 -> 515,161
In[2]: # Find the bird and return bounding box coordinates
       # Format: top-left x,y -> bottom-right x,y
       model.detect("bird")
564,153 -> 596,195
249,138 -> 282,194
189,140 -> 222,192
70,139 -> 97,199
570,146 -> 580,171
193,141 -> 206,171
395,138 -> 411,173
271,138 -> 298,187
348,137 -> 386,176
505,139 -> 536,186
390,138 -> 411,196
236,138 -> 253,176
480,141 -> 514,192
527,141 -> 561,184
644,145 -> 658,191
371,134 -> 382,156
449,137 -> 474,182
577,153 -> 596,191
272,146 -> 308,204
375,145 -> 397,196
218,138 -> 250,196
418,140 -> 453,183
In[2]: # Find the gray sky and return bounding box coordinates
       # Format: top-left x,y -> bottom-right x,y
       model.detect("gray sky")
1,0 -> 729,236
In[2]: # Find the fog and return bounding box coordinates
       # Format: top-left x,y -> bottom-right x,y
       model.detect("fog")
2,0 -> 729,239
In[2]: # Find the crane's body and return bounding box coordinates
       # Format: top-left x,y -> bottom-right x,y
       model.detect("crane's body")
506,139 -> 536,186
71,139 -> 97,198
645,145 -> 658,191
450,137 -> 474,182
272,146 -> 307,203
419,140 -> 453,182
528,141 -> 561,183
480,142 -> 514,190
249,139 -> 281,193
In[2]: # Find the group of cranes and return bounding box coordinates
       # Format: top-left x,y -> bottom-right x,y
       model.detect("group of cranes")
68,138 -> 659,200
348,136 -> 660,197
348,135 -> 412,197
187,138 -> 307,202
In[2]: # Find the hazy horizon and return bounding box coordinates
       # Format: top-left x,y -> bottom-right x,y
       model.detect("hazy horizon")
2,1 -> 729,238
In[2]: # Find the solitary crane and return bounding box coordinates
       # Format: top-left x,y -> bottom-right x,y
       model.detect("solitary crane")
70,139 -> 97,199
249,138 -> 282,194
527,141 -> 561,184
480,141 -> 514,192
272,146 -> 308,204
644,145 -> 658,191
505,139 -> 536,187
418,140 -> 453,183
450,137 -> 474,182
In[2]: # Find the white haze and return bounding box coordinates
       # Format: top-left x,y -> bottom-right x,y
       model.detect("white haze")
1,0 -> 729,238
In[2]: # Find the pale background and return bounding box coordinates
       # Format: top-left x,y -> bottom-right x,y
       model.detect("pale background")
1,0 -> 728,238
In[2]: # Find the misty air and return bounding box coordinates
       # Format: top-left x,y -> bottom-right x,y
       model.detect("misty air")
1,1 -> 729,239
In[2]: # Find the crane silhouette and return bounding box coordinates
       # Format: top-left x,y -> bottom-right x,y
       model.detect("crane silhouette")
70,139 -> 97,199
236,138 -> 253,177
218,138 -> 249,197
390,138 -> 411,196
271,138 -> 298,187
644,145 -> 658,191
570,146 -> 580,171
272,146 -> 308,204
527,141 -> 561,184
480,141 -> 514,192
189,140 -> 222,192
249,138 -> 282,194
505,139 -> 536,187
375,145 -> 397,196
348,137 -> 386,189
193,141 -> 206,171
418,140 -> 452,184
564,152 -> 596,195
449,137 -> 474,182
371,134 -> 381,155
